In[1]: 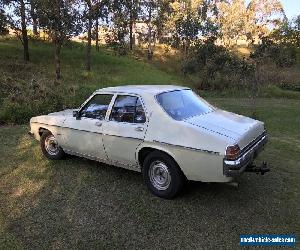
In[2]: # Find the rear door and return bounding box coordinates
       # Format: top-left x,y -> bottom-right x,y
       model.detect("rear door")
102,94 -> 148,167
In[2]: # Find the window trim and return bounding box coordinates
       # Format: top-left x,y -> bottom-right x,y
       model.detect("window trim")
107,93 -> 148,125
78,93 -> 114,120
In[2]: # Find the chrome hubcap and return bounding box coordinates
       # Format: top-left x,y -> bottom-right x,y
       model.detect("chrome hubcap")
148,161 -> 171,191
45,135 -> 59,156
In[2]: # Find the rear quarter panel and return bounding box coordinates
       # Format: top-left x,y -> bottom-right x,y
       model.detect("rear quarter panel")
139,96 -> 234,182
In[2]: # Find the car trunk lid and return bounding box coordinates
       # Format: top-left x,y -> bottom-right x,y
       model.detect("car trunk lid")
184,109 -> 265,150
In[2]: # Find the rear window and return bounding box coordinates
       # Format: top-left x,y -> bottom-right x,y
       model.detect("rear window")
156,90 -> 214,121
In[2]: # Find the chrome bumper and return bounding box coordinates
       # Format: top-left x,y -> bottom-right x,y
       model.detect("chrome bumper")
223,133 -> 268,177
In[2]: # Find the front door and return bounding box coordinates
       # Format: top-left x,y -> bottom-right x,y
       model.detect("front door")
102,94 -> 147,167
60,93 -> 114,161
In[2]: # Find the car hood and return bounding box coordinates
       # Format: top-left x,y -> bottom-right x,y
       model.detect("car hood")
184,109 -> 265,149
48,109 -> 74,116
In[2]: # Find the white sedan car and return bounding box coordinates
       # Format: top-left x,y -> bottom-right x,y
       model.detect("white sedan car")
29,85 -> 269,198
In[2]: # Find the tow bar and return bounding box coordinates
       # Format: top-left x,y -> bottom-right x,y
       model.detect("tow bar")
245,161 -> 270,175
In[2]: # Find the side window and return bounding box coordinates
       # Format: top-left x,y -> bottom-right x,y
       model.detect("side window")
110,95 -> 146,123
80,94 -> 113,120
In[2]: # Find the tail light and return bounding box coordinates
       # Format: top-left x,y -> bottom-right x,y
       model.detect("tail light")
225,144 -> 240,160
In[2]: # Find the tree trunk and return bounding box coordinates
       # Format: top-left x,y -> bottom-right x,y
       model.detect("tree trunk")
129,10 -> 133,50
20,0 -> 29,61
86,10 -> 92,71
95,17 -> 99,52
30,1 -> 38,36
54,41 -> 61,80
147,5 -> 152,60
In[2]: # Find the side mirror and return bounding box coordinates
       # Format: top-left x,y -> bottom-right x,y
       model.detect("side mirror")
73,110 -> 81,120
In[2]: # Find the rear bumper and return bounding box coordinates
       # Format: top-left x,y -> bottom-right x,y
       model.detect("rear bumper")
223,133 -> 268,177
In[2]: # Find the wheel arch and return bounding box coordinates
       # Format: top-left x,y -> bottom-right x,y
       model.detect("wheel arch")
38,127 -> 50,137
137,146 -> 187,179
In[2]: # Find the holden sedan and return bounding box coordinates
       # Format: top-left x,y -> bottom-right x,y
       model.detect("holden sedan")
29,85 -> 269,198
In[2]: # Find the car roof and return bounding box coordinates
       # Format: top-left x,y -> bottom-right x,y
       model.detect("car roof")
95,85 -> 190,96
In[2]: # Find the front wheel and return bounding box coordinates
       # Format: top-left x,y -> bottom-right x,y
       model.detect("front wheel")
41,131 -> 65,160
142,151 -> 185,199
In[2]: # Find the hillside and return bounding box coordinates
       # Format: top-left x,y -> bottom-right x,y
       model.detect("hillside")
1,38 -> 300,124
0,38 -> 186,124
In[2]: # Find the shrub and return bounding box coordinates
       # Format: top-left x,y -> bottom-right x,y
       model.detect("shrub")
250,38 -> 297,68
182,40 -> 254,90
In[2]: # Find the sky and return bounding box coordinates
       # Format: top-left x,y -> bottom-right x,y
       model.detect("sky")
280,0 -> 300,19
244,0 -> 300,20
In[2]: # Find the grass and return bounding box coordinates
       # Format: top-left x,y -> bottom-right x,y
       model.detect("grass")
0,98 -> 299,249
0,37 -> 299,248
0,38 -> 185,124
1,37 -> 300,124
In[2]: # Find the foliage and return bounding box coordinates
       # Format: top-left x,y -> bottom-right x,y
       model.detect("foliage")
0,7 -> 9,35
246,0 -> 285,41
250,38 -> 297,68
36,0 -> 82,79
269,16 -> 300,47
168,0 -> 219,52
182,40 -> 255,90
0,38 -> 181,124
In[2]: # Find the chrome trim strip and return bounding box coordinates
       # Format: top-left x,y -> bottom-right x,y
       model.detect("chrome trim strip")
31,122 -> 103,135
153,140 -> 220,155
105,134 -> 143,141
240,130 -> 267,155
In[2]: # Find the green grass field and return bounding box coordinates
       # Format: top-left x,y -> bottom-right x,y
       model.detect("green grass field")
0,38 -> 299,248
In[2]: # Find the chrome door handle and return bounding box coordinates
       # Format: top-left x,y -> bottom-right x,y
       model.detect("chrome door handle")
135,127 -> 144,132
95,121 -> 102,127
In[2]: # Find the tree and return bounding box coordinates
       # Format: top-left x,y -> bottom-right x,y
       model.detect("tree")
246,0 -> 285,42
167,0 -> 219,53
128,0 -> 140,50
3,0 -> 30,61
29,0 -> 38,36
270,15 -> 300,47
93,0 -> 109,51
0,5 -> 9,35
83,0 -> 93,71
153,0 -> 172,43
108,0 -> 130,55
218,0 -> 248,46
37,0 -> 82,79
142,0 -> 158,60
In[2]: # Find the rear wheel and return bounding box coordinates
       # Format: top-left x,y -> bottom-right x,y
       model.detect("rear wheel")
41,131 -> 65,160
142,151 -> 184,199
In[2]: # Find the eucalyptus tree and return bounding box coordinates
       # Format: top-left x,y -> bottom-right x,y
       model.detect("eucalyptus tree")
36,0 -> 82,79
168,0 -> 219,53
0,4 -> 9,35
3,0 -> 30,61
246,0 -> 285,42
29,0 -> 38,36
83,0 -> 109,70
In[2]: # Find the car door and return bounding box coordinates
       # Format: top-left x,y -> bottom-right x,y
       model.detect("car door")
102,94 -> 148,167
60,93 -> 114,161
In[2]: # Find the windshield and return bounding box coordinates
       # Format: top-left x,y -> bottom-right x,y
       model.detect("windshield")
156,89 -> 214,121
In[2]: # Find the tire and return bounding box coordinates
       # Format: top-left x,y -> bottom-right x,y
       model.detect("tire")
142,151 -> 184,199
40,130 -> 65,160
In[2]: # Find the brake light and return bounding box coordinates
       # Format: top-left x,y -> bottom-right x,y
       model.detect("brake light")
225,144 -> 240,160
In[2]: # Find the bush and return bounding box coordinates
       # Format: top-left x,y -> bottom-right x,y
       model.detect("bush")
250,38 -> 297,68
182,40 -> 254,90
